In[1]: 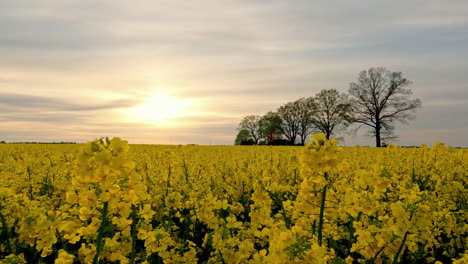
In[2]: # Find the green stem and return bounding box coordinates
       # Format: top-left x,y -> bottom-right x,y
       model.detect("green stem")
311,220 -> 316,236
317,184 -> 327,246
293,169 -> 297,186
370,246 -> 385,263
93,202 -> 109,264
0,208 -> 12,253
393,231 -> 408,264
166,165 -> 171,197
281,203 -> 292,229
182,160 -> 189,184
130,204 -> 138,264
27,167 -> 34,200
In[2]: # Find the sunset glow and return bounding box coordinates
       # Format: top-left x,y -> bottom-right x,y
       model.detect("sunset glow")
125,94 -> 191,126
0,0 -> 467,146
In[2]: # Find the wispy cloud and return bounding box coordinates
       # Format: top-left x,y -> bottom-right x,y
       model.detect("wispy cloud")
0,93 -> 140,113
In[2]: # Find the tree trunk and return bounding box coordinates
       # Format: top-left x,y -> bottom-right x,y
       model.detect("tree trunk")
290,136 -> 296,146
253,136 -> 259,145
375,123 -> 381,147
268,132 -> 274,144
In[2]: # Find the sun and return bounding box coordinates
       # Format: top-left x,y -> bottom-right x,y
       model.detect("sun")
126,93 -> 191,125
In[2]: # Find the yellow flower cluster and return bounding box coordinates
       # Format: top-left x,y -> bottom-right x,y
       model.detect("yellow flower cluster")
0,135 -> 466,263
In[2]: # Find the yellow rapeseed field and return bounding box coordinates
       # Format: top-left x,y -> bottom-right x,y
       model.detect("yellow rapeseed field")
0,134 -> 466,263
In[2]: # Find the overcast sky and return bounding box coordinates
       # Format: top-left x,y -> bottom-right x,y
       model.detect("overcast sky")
1,0 -> 467,146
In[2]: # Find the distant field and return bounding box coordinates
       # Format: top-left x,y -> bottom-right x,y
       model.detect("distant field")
0,136 -> 466,263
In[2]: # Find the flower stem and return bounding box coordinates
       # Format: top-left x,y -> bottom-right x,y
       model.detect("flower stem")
130,204 -> 138,264
393,231 -> 408,264
93,202 -> 109,264
0,208 -> 12,253
317,184 -> 327,246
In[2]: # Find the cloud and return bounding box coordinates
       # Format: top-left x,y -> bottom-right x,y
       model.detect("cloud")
0,93 -> 140,113
0,93 -> 142,131
0,0 -> 467,145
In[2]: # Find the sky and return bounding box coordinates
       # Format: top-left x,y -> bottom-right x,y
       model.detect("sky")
1,0 -> 467,146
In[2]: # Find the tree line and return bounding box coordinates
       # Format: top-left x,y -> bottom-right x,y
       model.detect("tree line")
235,67 -> 422,147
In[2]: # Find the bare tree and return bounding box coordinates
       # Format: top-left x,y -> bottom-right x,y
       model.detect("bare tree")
349,67 -> 422,147
311,89 -> 353,139
277,98 -> 314,145
312,89 -> 352,139
238,115 -> 262,144
277,102 -> 300,145
295,97 -> 315,145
